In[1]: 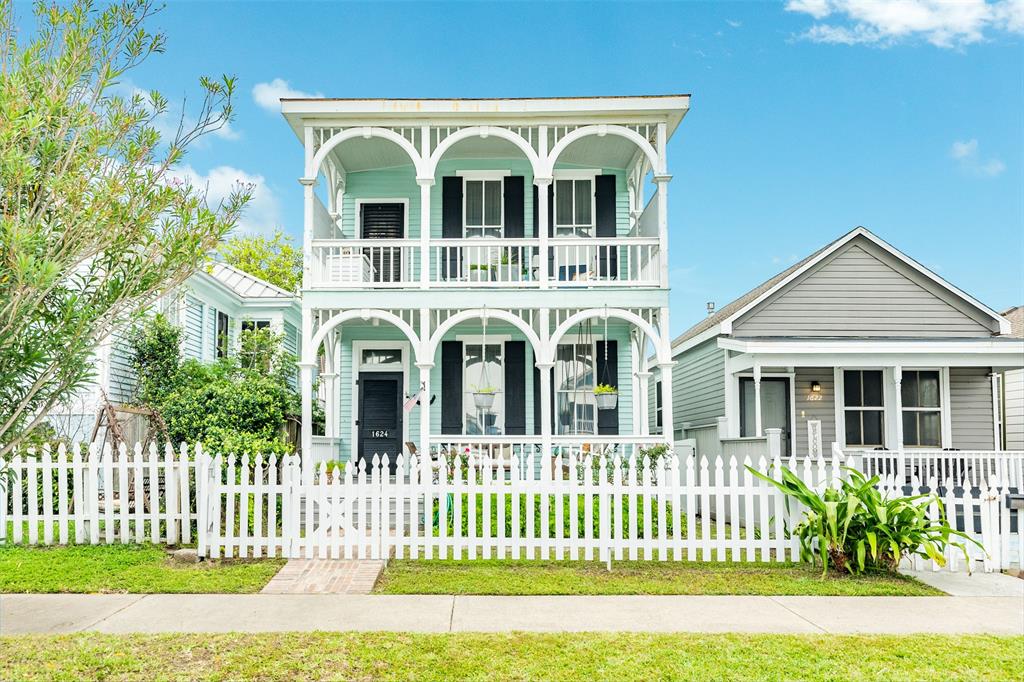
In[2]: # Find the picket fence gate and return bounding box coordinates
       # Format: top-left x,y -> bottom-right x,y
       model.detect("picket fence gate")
2,443 -> 1021,573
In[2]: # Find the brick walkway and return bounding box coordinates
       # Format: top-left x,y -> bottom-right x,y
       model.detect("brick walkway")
260,559 -> 386,594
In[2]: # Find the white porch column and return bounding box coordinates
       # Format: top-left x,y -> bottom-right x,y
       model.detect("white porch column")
991,372 -> 1003,451
536,177 -> 551,288
537,362 -> 554,475
892,365 -> 905,481
654,121 -> 671,289
417,177 -> 433,289
753,361 -> 763,437
636,370 -> 652,436
418,306 -> 433,457
299,305 -> 315,471
301,125 -> 316,290
657,362 -> 674,443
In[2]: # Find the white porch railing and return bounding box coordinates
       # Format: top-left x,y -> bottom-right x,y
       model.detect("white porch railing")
841,448 -> 1024,491
310,239 -> 419,288
429,239 -> 539,286
549,238 -> 660,286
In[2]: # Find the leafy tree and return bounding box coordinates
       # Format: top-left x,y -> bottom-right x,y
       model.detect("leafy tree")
217,230 -> 302,292
127,313 -> 182,406
0,0 -> 250,455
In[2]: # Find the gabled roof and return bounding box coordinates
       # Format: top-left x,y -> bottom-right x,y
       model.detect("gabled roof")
203,262 -> 296,300
1002,306 -> 1024,339
672,226 -> 1012,352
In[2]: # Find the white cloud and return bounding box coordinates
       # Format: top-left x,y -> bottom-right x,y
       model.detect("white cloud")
252,78 -> 323,113
726,19 -> 743,28
950,139 -> 1006,177
169,165 -> 283,235
786,0 -> 1024,48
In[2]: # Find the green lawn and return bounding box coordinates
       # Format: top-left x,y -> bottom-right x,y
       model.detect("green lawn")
0,633 -> 1018,681
375,559 -> 943,596
0,544 -> 284,593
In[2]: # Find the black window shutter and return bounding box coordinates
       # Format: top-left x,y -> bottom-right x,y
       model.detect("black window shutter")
531,184 -> 538,239
441,177 -> 463,280
595,174 -> 618,278
504,341 -> 526,435
504,176 -> 524,239
596,339 -> 619,435
441,341 -> 463,434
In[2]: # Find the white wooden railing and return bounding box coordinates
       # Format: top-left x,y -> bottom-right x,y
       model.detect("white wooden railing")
549,238 -> 660,286
429,239 -> 539,286
310,239 -> 419,287
310,237 -> 662,288
841,447 -> 1024,491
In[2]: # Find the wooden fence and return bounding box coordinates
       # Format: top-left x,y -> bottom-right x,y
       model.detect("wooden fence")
2,443 -> 1021,572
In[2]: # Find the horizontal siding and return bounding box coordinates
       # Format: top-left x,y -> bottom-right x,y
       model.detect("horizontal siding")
182,296 -> 203,360
1004,369 -> 1024,451
949,367 -> 995,450
671,339 -> 726,430
734,240 -> 994,338
794,368 -> 835,456
107,330 -> 137,405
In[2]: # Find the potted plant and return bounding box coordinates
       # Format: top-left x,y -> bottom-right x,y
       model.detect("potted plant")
468,263 -> 492,282
472,386 -> 497,410
494,250 -> 520,282
594,383 -> 618,410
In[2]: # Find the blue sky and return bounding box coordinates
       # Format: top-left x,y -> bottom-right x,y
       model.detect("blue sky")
83,1 -> 1024,333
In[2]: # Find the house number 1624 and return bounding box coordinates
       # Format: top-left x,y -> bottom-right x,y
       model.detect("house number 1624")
370,430 -> 389,438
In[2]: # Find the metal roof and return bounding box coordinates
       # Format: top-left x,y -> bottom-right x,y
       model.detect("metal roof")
205,262 -> 295,300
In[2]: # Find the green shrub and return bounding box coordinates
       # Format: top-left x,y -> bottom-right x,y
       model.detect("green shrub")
750,465 -> 980,576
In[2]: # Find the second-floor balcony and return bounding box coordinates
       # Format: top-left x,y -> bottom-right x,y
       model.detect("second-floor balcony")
309,235 -> 662,289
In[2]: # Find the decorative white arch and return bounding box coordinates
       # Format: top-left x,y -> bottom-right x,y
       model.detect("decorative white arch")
309,309 -> 423,363
546,308 -> 669,365
308,127 -> 425,179
544,125 -> 661,177
426,126 -> 544,178
427,308 -> 544,362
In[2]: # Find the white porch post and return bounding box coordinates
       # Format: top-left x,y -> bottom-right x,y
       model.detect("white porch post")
753,361 -> 763,437
417,178 -> 433,289
893,365 -> 905,480
299,305 -> 315,472
657,362 -> 674,443
537,362 -> 554,474
301,125 -> 316,290
321,330 -> 337,439
991,372 -> 1003,451
636,370 -> 652,436
418,306 -> 432,456
654,121 -> 671,289
536,177 -> 551,288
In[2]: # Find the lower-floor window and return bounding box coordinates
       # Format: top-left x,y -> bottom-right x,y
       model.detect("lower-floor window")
464,343 -> 503,435
555,342 -> 596,435
843,369 -> 885,447
902,369 -> 941,447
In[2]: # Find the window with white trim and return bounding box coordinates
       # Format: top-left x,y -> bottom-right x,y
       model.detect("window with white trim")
464,179 -> 503,238
554,178 -> 594,237
902,370 -> 941,447
843,370 -> 884,447
555,342 -> 596,435
464,343 -> 504,435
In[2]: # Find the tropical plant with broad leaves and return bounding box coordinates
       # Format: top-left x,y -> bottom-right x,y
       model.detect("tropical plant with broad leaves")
748,465 -> 981,576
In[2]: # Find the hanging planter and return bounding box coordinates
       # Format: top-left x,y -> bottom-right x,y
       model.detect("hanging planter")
473,388 -> 497,411
594,384 -> 618,410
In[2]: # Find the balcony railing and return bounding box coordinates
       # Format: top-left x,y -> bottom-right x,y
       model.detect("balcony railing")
310,237 -> 662,289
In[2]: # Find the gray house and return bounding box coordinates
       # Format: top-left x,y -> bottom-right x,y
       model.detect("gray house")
1000,306 -> 1024,451
654,227 -> 1024,457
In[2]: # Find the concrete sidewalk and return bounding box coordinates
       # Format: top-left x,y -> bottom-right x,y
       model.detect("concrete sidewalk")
3,594 -> 1021,635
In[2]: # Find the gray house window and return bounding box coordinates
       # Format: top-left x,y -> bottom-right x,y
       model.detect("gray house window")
902,370 -> 941,447
216,311 -> 230,359
844,370 -> 884,447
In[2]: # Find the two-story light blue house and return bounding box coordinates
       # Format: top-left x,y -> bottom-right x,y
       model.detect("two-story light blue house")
281,96 -> 689,466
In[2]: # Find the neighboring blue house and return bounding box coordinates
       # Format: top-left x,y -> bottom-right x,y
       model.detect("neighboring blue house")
280,95 -> 688,466
50,263 -> 300,442
654,227 -> 1024,458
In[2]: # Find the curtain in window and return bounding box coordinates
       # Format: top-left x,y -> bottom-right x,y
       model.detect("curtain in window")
465,180 -> 483,226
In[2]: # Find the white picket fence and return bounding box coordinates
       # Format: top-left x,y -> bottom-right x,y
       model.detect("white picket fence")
0,443 -> 197,547
2,443 -> 1021,573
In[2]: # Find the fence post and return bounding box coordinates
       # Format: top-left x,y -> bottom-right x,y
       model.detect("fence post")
196,445 -> 209,559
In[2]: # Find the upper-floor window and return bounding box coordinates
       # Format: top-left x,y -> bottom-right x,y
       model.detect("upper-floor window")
464,177 -> 503,238
554,173 -> 594,237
